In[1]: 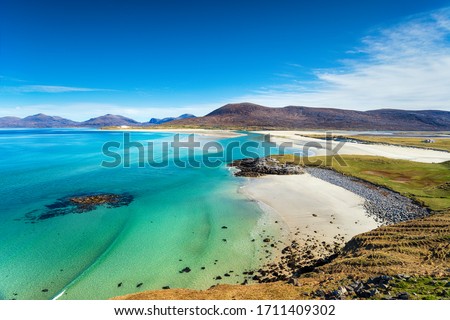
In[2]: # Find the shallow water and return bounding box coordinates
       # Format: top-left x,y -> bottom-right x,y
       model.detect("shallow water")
0,129 -> 295,300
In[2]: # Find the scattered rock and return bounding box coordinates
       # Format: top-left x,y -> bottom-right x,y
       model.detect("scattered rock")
396,292 -> 409,300
179,267 -> 191,273
287,278 -> 300,286
338,286 -> 348,295
314,290 -> 326,298
357,290 -> 373,298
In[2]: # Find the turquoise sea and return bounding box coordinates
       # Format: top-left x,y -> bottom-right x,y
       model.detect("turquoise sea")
0,129 -> 299,300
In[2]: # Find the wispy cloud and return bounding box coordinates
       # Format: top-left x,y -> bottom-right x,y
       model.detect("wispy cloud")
238,7 -> 450,111
1,84 -> 115,94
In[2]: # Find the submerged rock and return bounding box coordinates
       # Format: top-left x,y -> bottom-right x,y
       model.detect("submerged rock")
179,267 -> 191,273
22,193 -> 134,222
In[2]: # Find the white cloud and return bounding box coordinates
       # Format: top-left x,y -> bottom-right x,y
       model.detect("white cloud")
237,7 -> 450,111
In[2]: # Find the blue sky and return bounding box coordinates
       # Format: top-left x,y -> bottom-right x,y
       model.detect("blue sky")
1,0 -> 450,121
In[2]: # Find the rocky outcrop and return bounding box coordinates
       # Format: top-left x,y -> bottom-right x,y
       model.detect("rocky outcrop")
22,193 -> 134,222
67,194 -> 133,211
229,157 -> 304,177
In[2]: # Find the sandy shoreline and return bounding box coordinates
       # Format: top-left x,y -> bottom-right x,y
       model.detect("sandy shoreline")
105,128 -> 244,139
241,173 -> 380,245
253,130 -> 450,163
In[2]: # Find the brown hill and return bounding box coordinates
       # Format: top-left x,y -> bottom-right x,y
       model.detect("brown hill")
161,103 -> 450,131
82,114 -> 141,127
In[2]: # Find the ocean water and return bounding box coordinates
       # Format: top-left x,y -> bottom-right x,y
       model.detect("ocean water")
0,129 -> 294,300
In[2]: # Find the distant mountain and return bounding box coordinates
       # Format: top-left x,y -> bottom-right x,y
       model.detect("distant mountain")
1,104 -> 449,130
0,113 -> 139,128
149,113 -> 196,125
0,113 -> 79,128
166,103 -> 450,131
0,113 -> 197,128
0,116 -> 23,128
82,114 -> 141,127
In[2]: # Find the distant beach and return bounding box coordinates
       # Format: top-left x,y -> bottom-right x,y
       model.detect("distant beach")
104,128 -> 245,139
254,130 -> 450,163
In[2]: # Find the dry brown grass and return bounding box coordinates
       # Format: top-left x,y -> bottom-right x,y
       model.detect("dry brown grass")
112,283 -> 309,300
319,212 -> 450,277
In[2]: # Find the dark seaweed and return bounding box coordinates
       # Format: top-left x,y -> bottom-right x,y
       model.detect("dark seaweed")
22,193 -> 133,222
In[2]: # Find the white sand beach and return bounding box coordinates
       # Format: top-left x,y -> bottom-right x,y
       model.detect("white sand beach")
113,128 -> 244,138
241,173 -> 380,245
253,130 -> 450,163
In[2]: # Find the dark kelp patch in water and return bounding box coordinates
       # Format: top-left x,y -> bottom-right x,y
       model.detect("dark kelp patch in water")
22,193 -> 134,222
